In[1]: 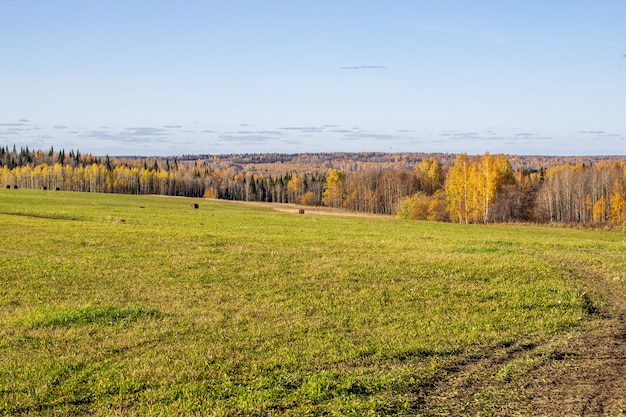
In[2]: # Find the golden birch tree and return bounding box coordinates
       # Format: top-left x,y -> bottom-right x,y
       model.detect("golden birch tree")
322,169 -> 346,208
446,154 -> 472,223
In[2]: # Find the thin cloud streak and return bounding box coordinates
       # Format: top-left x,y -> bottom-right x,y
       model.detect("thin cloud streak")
339,65 -> 387,70
3,119 -> 625,156
123,127 -> 168,136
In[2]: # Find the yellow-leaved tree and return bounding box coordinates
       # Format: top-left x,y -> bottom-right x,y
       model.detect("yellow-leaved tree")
287,173 -> 305,204
593,196 -> 607,223
415,157 -> 444,195
322,169 -> 346,208
610,193 -> 626,227
446,154 -> 472,223
446,153 -> 515,223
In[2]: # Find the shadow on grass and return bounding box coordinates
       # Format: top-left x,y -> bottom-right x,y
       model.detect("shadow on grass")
25,305 -> 161,328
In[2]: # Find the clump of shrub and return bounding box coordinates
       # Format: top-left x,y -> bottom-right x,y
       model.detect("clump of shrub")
396,190 -> 448,221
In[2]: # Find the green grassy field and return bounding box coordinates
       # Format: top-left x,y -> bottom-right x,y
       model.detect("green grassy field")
1,189 -> 624,415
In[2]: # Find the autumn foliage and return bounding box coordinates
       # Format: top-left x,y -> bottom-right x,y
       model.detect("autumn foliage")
2,146 -> 626,228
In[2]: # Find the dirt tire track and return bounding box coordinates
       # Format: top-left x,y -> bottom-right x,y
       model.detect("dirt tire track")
526,258 -> 626,416
417,339 -> 541,416
525,296 -> 626,416
418,257 -> 626,416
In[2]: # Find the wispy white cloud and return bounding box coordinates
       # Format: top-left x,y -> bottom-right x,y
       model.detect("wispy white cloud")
4,119 -> 622,156
218,134 -> 272,143
436,129 -> 552,145
0,120 -> 35,136
123,127 -> 168,136
577,130 -> 624,140
0,129 -> 19,136
439,131 -> 480,139
219,129 -> 284,144
77,126 -> 172,145
577,130 -> 606,135
0,121 -> 30,127
80,130 -> 117,140
339,65 -> 386,70
280,126 -> 324,133
342,130 -> 411,142
282,139 -> 304,145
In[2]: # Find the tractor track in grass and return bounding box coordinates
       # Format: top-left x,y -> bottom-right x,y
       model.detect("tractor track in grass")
418,257 -> 626,416
523,257 -> 626,417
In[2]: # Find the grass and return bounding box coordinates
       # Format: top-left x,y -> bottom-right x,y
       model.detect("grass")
1,188 -> 624,415
21,305 -> 161,329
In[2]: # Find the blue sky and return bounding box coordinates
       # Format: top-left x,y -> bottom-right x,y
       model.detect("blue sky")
2,1 -> 625,156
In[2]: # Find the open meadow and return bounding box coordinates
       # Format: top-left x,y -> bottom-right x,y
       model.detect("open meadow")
1,189 -> 625,416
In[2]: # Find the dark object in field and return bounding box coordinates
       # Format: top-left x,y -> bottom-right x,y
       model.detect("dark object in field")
56,187 -> 61,191
191,203 -> 199,209
43,186 -> 47,190
5,185 -> 10,189
299,209 -> 305,214
13,185 -> 18,189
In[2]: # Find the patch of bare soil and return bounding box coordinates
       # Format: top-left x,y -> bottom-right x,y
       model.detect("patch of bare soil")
525,311 -> 626,416
231,200 -> 389,218
418,260 -> 626,416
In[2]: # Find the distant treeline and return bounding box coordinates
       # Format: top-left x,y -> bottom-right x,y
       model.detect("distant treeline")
2,145 -> 626,228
